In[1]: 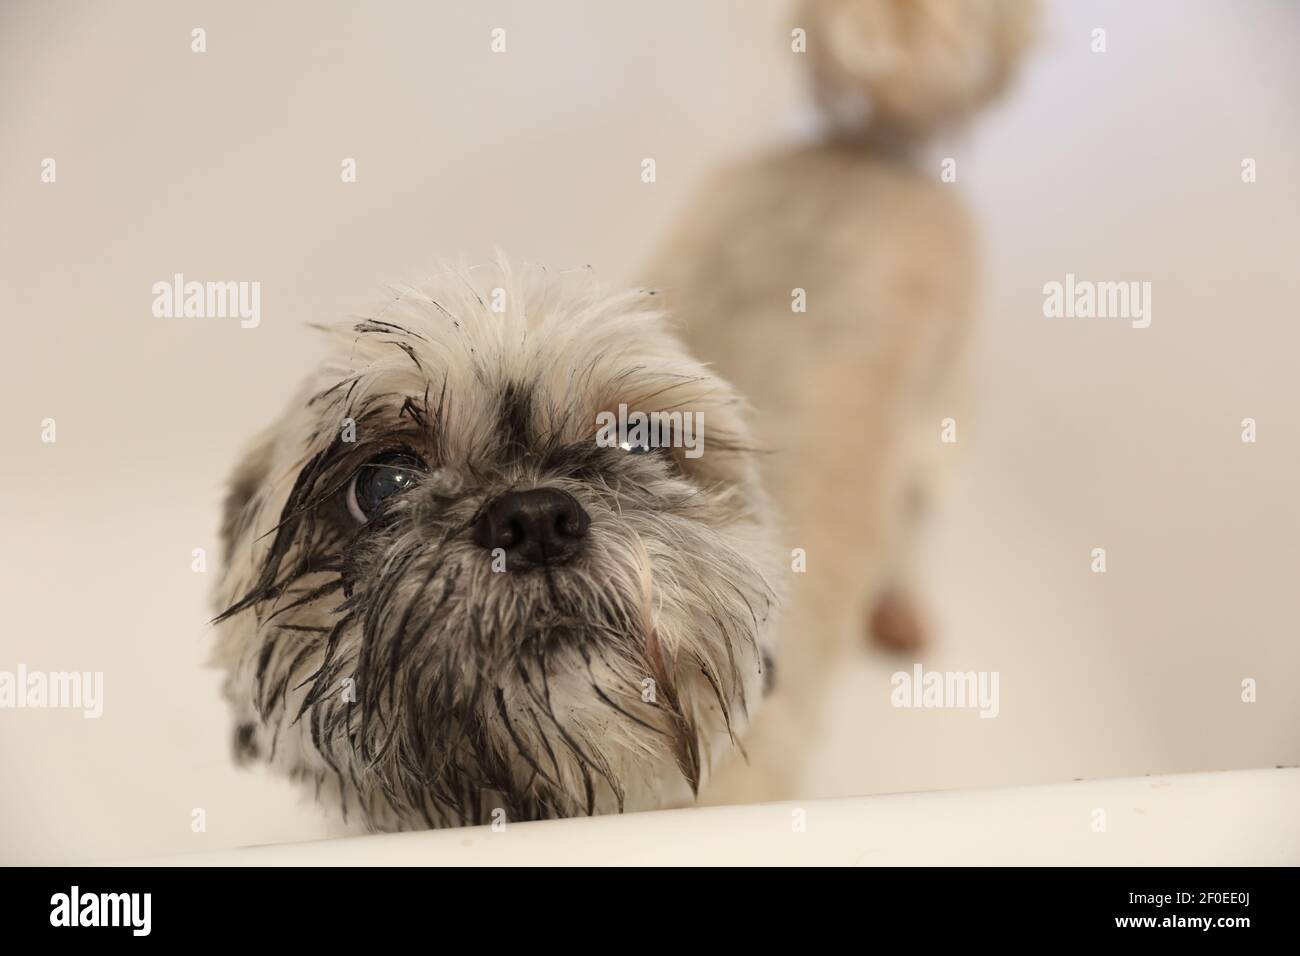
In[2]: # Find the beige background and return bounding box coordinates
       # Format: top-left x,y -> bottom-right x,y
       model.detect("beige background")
1,0 -> 1297,864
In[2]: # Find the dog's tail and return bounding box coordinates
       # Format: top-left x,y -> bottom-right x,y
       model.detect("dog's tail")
800,0 -> 1037,145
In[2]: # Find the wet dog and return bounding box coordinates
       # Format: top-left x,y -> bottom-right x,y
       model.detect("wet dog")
213,0 -> 1035,827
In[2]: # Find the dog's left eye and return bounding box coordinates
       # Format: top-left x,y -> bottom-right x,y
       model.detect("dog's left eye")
346,452 -> 426,522
618,440 -> 653,455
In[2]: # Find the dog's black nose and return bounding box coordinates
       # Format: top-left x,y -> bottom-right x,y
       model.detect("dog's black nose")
473,488 -> 589,567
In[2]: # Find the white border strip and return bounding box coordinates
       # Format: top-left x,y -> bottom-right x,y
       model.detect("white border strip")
121,769 -> 1299,866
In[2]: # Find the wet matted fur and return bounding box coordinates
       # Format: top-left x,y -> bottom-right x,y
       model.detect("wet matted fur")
212,264 -> 781,829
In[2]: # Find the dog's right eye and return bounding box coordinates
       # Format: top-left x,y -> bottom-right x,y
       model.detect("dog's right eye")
346,452 -> 426,522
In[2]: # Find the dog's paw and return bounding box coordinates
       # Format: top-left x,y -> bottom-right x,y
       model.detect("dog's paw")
868,588 -> 927,654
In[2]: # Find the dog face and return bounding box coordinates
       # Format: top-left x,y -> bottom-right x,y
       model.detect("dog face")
212,263 -> 780,829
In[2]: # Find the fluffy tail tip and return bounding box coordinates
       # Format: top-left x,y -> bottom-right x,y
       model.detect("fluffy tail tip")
801,0 -> 1038,143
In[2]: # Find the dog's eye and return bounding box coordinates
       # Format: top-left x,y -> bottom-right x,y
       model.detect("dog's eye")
618,440 -> 653,455
346,452 -> 426,522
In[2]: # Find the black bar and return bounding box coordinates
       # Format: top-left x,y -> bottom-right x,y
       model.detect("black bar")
0,866 -> 1287,941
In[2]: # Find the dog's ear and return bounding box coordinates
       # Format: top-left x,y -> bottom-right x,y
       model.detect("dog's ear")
220,430 -> 276,560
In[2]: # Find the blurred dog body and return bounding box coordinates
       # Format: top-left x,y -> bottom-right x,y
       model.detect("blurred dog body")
650,0 -> 1036,802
